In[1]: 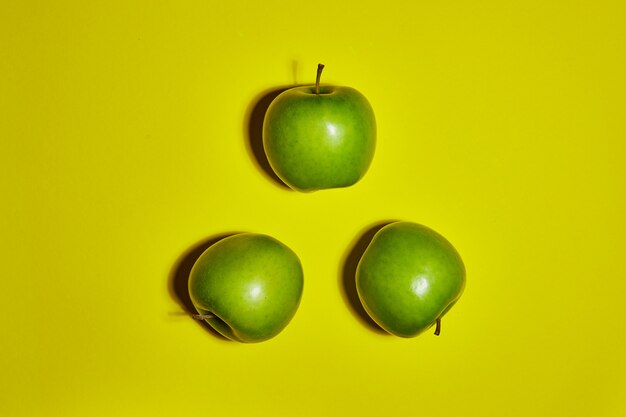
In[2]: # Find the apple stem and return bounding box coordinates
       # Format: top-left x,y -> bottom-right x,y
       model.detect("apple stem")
192,313 -> 215,320
315,63 -> 325,95
434,318 -> 441,336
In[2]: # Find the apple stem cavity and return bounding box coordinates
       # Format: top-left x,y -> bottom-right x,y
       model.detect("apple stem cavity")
434,318 -> 441,336
192,313 -> 215,320
315,63 -> 325,95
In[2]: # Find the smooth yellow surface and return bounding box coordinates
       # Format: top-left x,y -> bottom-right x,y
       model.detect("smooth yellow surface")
2,1 -> 625,416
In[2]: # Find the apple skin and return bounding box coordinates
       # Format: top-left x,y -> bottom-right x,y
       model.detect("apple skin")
263,85 -> 376,192
356,222 -> 465,337
188,233 -> 304,343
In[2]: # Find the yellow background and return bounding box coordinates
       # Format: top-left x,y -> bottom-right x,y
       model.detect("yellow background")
2,1 -> 625,416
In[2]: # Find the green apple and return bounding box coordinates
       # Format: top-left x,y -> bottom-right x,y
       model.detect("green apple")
188,233 -> 304,343
262,64 -> 376,192
356,222 -> 465,337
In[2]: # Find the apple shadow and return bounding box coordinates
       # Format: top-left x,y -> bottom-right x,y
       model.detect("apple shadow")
168,233 -> 241,341
244,85 -> 303,190
339,221 -> 397,335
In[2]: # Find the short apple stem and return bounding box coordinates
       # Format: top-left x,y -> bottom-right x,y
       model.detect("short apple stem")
192,313 -> 215,320
434,318 -> 441,336
315,63 -> 325,95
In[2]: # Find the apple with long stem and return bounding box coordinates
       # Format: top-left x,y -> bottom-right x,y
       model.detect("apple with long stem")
263,64 -> 376,192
